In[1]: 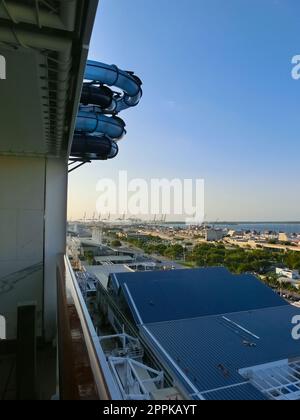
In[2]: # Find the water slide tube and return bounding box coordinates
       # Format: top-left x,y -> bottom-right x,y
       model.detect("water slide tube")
71,134 -> 119,160
71,60 -> 142,161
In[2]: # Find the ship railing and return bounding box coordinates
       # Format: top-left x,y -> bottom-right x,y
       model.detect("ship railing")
56,255 -> 121,400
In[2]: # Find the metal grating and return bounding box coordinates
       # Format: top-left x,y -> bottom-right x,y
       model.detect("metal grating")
241,361 -> 300,401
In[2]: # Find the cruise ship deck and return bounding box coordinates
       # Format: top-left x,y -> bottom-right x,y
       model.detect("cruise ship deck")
1,1 -> 299,402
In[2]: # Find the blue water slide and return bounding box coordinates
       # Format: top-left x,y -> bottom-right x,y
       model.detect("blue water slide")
72,134 -> 119,161
84,60 -> 143,113
70,60 -> 142,161
76,110 -> 126,140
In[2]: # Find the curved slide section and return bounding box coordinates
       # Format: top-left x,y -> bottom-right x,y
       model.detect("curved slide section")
71,61 -> 142,161
76,110 -> 126,140
72,134 -> 119,161
85,60 -> 143,112
81,84 -> 113,110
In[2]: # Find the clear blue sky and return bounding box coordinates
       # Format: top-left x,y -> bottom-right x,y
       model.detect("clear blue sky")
68,0 -> 300,221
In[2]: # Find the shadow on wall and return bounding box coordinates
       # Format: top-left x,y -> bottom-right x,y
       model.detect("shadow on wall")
0,263 -> 43,339
0,263 -> 43,295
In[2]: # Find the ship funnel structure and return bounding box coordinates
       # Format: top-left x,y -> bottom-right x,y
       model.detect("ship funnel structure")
70,60 -> 142,163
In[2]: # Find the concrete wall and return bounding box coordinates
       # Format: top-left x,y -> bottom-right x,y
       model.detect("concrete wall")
0,157 -> 45,339
44,158 -> 68,341
0,156 -> 67,341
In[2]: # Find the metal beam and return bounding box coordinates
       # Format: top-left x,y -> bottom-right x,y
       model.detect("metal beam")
0,0 -> 73,31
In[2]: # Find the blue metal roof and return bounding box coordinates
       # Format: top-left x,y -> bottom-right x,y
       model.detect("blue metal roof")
141,305 -> 300,400
115,267 -> 287,325
203,384 -> 267,401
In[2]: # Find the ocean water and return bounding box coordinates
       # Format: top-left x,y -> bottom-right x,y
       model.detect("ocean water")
217,223 -> 300,234
165,223 -> 300,234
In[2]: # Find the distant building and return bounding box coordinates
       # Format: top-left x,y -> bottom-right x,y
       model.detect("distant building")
68,222 -> 92,238
84,264 -> 134,289
92,226 -> 103,244
227,230 -> 244,238
277,277 -> 300,290
85,261 -> 160,290
276,268 -> 300,280
263,231 -> 278,241
94,255 -> 134,265
276,268 -> 300,290
279,232 -> 290,243
125,233 -> 150,241
205,228 -> 225,242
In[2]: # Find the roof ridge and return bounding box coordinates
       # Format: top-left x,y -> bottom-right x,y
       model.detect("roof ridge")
141,303 -> 295,328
